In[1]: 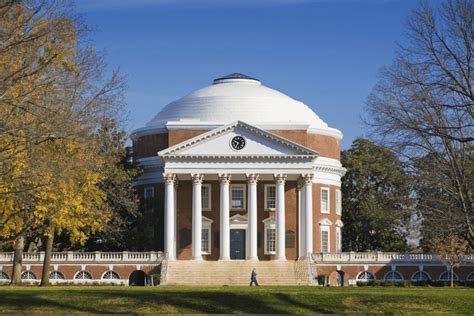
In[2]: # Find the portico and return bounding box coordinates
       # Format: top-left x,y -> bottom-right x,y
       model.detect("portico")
159,121 -> 319,261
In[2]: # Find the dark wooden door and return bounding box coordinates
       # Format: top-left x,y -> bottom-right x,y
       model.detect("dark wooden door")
230,229 -> 246,260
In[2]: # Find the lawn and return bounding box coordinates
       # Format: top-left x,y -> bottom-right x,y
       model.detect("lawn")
0,286 -> 472,314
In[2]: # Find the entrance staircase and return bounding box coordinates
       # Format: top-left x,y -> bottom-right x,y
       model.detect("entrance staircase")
164,260 -> 309,285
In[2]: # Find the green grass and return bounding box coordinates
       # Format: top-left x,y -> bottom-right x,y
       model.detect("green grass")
0,286 -> 472,314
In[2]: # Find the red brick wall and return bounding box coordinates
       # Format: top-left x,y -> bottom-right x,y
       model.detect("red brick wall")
312,184 -> 342,253
134,129 -> 341,161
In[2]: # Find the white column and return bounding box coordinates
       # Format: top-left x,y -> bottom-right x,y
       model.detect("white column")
219,174 -> 231,260
173,180 -> 178,259
297,179 -> 306,259
191,174 -> 204,260
164,174 -> 176,260
303,174 -> 313,258
275,174 -> 287,261
247,174 -> 259,261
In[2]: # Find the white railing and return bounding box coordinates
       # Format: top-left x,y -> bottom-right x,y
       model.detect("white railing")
0,251 -> 165,264
311,252 -> 474,264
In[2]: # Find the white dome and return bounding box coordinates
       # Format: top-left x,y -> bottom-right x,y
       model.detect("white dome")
142,73 -> 341,138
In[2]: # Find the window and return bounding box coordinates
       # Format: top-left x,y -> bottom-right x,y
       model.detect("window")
384,271 -> 403,282
201,184 -> 211,210
336,189 -> 342,215
411,271 -> 430,282
321,229 -> 329,253
321,188 -> 330,214
265,228 -> 276,254
0,271 -> 10,280
21,271 -> 36,280
201,217 -> 213,255
263,217 -> 276,255
230,185 -> 246,210
336,227 -> 342,253
144,187 -> 154,200
265,185 -> 276,210
439,271 -> 459,281
102,271 -> 120,280
74,271 -> 92,280
49,271 -> 65,280
201,228 -> 211,254
356,271 -> 375,282
467,272 -> 474,281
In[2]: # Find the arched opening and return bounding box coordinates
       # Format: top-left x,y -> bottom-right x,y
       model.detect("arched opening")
336,270 -> 345,286
129,270 -> 146,286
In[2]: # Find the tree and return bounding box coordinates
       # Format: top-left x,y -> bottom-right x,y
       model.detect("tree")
0,0 -> 127,285
341,138 -> 413,252
82,119 -> 141,251
430,235 -> 469,288
366,0 -> 473,248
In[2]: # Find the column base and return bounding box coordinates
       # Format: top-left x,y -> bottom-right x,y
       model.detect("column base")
275,256 -> 287,261
246,256 -> 259,261
192,256 -> 203,261
219,256 -> 230,261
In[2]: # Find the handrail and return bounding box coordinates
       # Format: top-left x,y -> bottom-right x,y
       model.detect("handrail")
0,251 -> 164,263
310,252 -> 474,264
307,253 -> 317,285
160,252 -> 169,285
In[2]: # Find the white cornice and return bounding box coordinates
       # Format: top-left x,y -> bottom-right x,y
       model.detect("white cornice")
162,154 -> 317,160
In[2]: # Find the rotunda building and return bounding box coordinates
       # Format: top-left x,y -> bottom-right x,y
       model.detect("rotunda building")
131,73 -> 346,261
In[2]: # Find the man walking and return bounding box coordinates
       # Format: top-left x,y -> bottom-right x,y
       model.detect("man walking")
250,268 -> 259,286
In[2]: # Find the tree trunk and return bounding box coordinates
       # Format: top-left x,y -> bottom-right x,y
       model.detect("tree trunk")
451,265 -> 454,288
40,231 -> 54,287
11,234 -> 25,285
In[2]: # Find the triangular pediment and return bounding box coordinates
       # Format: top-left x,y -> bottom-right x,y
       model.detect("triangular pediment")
158,121 -> 318,158
230,214 -> 248,224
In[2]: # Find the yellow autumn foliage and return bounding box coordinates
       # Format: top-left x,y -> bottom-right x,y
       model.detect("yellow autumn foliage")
0,1 -> 115,246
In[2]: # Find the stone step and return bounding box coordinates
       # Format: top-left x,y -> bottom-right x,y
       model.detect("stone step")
164,260 -> 309,285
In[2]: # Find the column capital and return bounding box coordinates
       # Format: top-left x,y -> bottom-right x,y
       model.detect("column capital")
163,173 -> 177,185
301,174 -> 313,185
191,174 -> 204,185
246,174 -> 259,184
274,174 -> 287,185
218,174 -> 231,184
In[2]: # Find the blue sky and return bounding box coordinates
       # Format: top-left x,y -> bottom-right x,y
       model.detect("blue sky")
76,0 -> 431,149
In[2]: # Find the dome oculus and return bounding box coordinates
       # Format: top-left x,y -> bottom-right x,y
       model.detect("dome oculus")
230,136 -> 246,151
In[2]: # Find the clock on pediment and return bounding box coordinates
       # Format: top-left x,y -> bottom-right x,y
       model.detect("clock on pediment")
230,136 -> 246,151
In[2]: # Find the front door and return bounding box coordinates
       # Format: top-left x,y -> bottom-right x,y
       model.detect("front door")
230,229 -> 246,260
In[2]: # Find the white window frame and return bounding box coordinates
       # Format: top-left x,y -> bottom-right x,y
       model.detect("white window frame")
264,184 -> 276,211
336,226 -> 342,253
21,271 -> 37,280
439,271 -> 459,281
263,218 -> 276,255
336,189 -> 342,215
230,184 -> 246,211
201,184 -> 212,211
144,186 -> 154,199
320,187 -> 330,214
74,270 -> 93,280
0,271 -> 10,281
320,226 -> 330,253
467,272 -> 474,281
384,271 -> 403,282
201,217 -> 213,255
411,271 -> 431,282
356,271 -> 375,282
102,270 -> 120,280
49,270 -> 65,280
